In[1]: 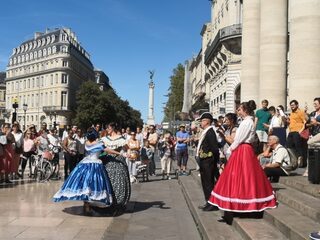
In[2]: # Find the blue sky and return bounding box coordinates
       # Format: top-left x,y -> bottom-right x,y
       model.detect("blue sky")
0,0 -> 211,124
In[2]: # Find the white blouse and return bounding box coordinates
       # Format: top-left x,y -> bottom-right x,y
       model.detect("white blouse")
269,115 -> 284,129
230,116 -> 256,151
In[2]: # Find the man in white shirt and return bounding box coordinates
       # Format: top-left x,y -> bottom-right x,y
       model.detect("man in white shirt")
262,135 -> 291,182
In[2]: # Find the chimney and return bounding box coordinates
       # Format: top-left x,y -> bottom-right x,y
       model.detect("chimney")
34,32 -> 42,39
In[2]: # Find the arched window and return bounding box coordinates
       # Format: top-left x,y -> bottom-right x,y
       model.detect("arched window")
34,51 -> 37,58
26,54 -> 29,61
46,36 -> 50,44
17,47 -> 20,54
21,55 -> 25,62
17,56 -> 21,64
25,44 -> 29,51
51,34 -> 55,43
30,52 -> 33,60
47,47 -> 51,55
43,48 -> 47,56
61,45 -> 68,53
37,40 -> 41,47
29,42 -> 32,50
41,38 -> 45,46
13,48 -> 16,55
21,45 -> 24,52
38,50 -> 42,58
61,34 -> 67,41
52,46 -> 56,54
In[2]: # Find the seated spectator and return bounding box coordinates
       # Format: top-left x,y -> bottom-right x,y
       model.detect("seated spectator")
262,135 -> 291,182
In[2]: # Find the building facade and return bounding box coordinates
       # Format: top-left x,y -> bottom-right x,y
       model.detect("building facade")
0,72 -> 6,124
5,28 -> 95,129
183,0 -> 242,117
183,0 -> 320,117
94,69 -> 111,91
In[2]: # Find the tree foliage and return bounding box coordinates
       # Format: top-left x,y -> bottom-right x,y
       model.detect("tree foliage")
163,63 -> 185,122
74,81 -> 143,130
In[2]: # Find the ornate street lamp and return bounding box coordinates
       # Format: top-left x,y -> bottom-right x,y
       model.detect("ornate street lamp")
12,101 -> 19,124
23,104 -> 28,131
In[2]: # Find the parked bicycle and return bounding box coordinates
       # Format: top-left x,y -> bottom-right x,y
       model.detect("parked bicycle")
31,151 -> 53,182
48,145 -> 62,180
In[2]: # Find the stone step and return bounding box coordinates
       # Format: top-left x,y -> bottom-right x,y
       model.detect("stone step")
187,170 -> 288,240
279,176 -> 320,199
233,218 -> 288,240
273,182 -> 320,223
178,173 -> 243,240
264,203 -> 319,240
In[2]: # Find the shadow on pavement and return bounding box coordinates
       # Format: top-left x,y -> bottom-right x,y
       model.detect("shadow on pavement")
132,200 -> 171,212
63,205 -> 125,217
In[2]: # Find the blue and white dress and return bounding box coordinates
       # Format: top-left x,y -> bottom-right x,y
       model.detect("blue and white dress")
53,142 -> 113,206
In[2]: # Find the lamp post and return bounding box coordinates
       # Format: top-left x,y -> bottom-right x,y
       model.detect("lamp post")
23,104 -> 28,131
12,101 -> 19,124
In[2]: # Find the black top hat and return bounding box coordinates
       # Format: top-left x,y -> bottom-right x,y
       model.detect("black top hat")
197,112 -> 214,122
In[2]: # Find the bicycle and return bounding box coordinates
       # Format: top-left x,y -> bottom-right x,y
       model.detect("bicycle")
31,151 -> 53,182
48,145 -> 62,180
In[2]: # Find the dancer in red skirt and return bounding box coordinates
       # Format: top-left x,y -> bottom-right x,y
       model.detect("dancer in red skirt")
208,100 -> 277,223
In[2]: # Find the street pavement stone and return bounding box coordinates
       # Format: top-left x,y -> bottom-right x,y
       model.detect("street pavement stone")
103,158 -> 201,240
0,156 -> 201,240
0,180 -> 113,240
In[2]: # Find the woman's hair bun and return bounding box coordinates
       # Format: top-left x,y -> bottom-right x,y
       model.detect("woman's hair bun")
248,100 -> 256,111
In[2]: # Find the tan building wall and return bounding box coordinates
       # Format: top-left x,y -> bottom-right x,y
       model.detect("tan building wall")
5,28 -> 94,130
288,0 -> 320,109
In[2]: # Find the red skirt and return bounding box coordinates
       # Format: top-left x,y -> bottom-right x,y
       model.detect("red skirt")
208,144 -> 277,212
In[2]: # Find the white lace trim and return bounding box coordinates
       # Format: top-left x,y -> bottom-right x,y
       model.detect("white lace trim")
211,191 -> 276,204
207,202 -> 277,213
80,158 -> 102,164
53,188 -> 112,203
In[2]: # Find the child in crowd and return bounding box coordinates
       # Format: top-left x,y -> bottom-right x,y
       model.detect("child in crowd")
139,139 -> 153,180
158,133 -> 174,180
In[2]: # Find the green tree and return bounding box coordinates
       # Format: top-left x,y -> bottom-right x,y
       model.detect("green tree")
74,81 -> 143,130
163,63 -> 185,122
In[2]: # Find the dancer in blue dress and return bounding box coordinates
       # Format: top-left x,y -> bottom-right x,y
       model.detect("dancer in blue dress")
53,128 -> 113,215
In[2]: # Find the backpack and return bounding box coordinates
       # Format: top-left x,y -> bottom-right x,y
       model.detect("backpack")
283,148 -> 298,171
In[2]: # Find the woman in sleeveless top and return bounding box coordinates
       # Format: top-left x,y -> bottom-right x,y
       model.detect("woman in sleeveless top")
53,128 -> 113,215
126,131 -> 140,183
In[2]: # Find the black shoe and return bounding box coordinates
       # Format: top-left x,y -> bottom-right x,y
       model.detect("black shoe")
5,179 -> 13,184
198,203 -> 209,209
203,204 -> 219,211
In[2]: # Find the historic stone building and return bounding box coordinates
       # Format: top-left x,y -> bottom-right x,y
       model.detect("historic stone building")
241,0 -> 320,109
183,0 -> 320,117
0,72 -> 6,123
5,28 -> 95,129
183,0 -> 242,117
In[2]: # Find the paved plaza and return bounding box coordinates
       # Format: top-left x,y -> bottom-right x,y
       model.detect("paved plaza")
0,158 -> 200,240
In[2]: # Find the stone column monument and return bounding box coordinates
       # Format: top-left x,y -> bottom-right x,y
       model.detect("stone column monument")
241,0 -> 261,102
259,0 -> 287,106
147,70 -> 155,126
289,0 -> 320,108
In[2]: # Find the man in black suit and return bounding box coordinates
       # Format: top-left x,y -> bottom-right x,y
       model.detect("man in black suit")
196,112 -> 220,211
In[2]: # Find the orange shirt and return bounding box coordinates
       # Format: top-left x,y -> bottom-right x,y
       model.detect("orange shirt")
289,109 -> 305,132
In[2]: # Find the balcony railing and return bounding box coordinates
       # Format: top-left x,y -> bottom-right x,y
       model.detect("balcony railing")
43,106 -> 70,113
204,24 -> 242,65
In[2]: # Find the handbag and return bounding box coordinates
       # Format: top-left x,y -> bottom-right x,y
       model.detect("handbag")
300,128 -> 310,140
